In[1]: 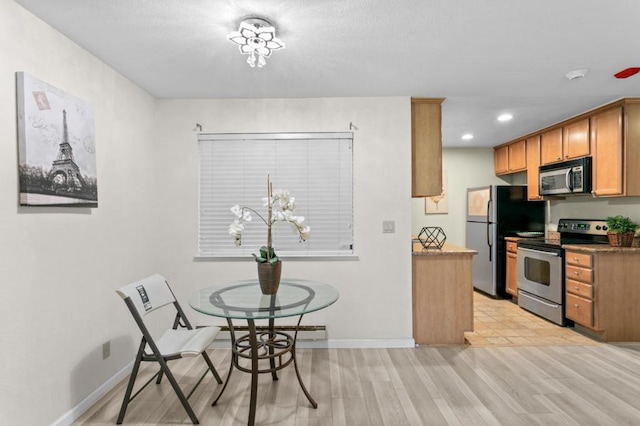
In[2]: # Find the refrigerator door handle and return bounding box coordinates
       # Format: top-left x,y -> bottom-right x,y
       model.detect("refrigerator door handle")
486,198 -> 493,262
486,224 -> 492,262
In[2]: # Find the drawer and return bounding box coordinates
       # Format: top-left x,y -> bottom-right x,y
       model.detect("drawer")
565,264 -> 593,283
566,279 -> 593,299
566,293 -> 594,327
565,251 -> 593,268
506,241 -> 518,252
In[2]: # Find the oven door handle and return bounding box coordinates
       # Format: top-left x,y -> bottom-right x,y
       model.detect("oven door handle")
518,247 -> 559,257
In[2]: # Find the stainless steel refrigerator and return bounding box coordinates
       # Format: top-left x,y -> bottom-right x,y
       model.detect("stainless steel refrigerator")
466,185 -> 545,297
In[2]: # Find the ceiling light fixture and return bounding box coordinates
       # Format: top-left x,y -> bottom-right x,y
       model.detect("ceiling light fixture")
565,68 -> 589,80
227,17 -> 285,68
462,133 -> 474,140
497,113 -> 513,122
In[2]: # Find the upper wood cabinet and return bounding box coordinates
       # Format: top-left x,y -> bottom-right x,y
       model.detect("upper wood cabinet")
494,145 -> 508,174
591,107 -> 623,196
494,140 -> 526,175
540,127 -> 563,164
525,135 -> 542,201
563,118 -> 590,160
590,102 -> 640,197
540,119 -> 590,165
494,98 -> 640,198
411,98 -> 444,197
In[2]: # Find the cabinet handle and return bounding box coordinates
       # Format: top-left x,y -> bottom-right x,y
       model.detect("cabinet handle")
574,304 -> 580,308
574,286 -> 579,290
574,271 -> 579,275
573,257 -> 580,262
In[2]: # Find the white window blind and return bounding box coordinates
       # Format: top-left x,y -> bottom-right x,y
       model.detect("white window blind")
198,132 -> 353,258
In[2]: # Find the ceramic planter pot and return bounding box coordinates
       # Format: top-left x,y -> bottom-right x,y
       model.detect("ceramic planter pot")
257,261 -> 282,295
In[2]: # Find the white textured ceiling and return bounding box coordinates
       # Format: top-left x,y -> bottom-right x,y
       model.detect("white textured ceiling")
14,0 -> 640,147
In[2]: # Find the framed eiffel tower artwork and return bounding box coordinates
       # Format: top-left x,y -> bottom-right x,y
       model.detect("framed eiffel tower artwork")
16,72 -> 98,207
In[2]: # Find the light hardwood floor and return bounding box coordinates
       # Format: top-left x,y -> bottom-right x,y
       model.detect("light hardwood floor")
75,342 -> 640,425
76,293 -> 640,425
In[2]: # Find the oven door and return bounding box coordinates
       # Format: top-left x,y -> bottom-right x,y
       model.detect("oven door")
517,247 -> 563,304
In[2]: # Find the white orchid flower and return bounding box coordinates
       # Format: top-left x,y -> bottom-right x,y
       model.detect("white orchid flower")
228,220 -> 244,246
229,178 -> 310,251
299,225 -> 311,241
230,205 -> 252,222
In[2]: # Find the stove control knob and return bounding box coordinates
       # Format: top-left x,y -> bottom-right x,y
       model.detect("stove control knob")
603,226 -> 608,231
596,225 -> 601,230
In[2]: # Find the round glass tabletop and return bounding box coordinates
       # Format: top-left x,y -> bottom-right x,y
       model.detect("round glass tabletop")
189,279 -> 339,320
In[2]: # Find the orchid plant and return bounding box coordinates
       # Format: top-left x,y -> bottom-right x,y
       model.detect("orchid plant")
229,176 -> 310,264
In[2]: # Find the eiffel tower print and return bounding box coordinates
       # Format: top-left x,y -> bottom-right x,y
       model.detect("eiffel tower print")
17,72 -> 98,207
48,109 -> 86,191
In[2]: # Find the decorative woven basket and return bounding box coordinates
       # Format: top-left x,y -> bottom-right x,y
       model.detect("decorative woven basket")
607,232 -> 635,247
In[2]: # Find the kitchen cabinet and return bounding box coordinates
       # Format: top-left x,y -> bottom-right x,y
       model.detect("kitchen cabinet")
494,98 -> 640,198
493,139 -> 526,175
540,128 -> 563,165
505,240 -> 518,297
525,135 -> 542,200
590,107 -> 623,196
412,98 -> 444,197
412,242 -> 475,344
565,251 -> 594,327
494,145 -> 508,174
540,120 -> 589,165
564,247 -> 640,341
590,101 -> 640,197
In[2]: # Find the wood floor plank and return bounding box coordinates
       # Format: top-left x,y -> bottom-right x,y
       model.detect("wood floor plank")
74,343 -> 640,425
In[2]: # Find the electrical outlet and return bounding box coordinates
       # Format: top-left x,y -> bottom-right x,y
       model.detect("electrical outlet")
102,341 -> 111,360
383,220 -> 395,233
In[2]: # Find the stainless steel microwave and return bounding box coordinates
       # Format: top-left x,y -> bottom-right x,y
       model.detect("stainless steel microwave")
539,157 -> 592,196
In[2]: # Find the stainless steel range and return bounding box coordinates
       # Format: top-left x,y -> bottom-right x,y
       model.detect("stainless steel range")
516,218 -> 609,325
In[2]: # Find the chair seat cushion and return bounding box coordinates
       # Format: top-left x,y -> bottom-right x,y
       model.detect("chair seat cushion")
146,326 -> 221,358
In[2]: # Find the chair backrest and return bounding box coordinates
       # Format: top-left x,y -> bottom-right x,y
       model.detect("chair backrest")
117,274 -> 176,318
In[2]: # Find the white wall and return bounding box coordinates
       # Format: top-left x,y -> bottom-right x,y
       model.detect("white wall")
1,3 -> 415,421
154,98 -> 413,341
412,148 -> 509,246
0,1 -> 159,424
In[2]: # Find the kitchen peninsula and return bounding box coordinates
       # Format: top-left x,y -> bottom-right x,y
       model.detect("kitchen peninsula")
412,241 -> 477,345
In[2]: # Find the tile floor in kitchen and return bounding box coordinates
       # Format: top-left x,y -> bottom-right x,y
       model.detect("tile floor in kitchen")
465,291 -> 597,346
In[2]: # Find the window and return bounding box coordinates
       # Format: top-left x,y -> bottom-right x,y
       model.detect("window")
198,132 -> 353,258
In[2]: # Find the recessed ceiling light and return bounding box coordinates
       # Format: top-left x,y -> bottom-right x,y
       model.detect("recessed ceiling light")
497,113 -> 513,122
461,133 -> 474,140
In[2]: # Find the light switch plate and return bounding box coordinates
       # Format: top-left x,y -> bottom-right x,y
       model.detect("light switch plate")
383,220 -> 395,233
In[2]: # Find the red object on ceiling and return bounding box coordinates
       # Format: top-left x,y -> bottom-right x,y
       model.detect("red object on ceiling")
614,67 -> 640,79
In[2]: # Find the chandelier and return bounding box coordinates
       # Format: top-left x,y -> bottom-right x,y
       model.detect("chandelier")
227,18 -> 285,68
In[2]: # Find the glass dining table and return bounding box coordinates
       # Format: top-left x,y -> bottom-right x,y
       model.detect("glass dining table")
189,279 -> 339,426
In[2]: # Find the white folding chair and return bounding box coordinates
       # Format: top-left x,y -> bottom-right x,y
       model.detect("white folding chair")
116,274 -> 222,424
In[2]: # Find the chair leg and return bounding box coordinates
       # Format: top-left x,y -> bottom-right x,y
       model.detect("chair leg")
156,356 -> 200,424
117,341 -> 145,425
201,351 -> 223,384
156,368 -> 164,384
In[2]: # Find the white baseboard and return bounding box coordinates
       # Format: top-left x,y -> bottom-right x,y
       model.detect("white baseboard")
52,338 -> 414,424
51,361 -> 133,426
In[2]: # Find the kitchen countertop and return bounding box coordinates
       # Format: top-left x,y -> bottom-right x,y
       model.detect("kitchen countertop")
562,244 -> 640,253
412,241 -> 477,256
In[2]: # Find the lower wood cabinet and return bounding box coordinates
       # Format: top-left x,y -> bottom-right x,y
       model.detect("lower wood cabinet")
505,240 -> 518,297
564,248 -> 640,341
